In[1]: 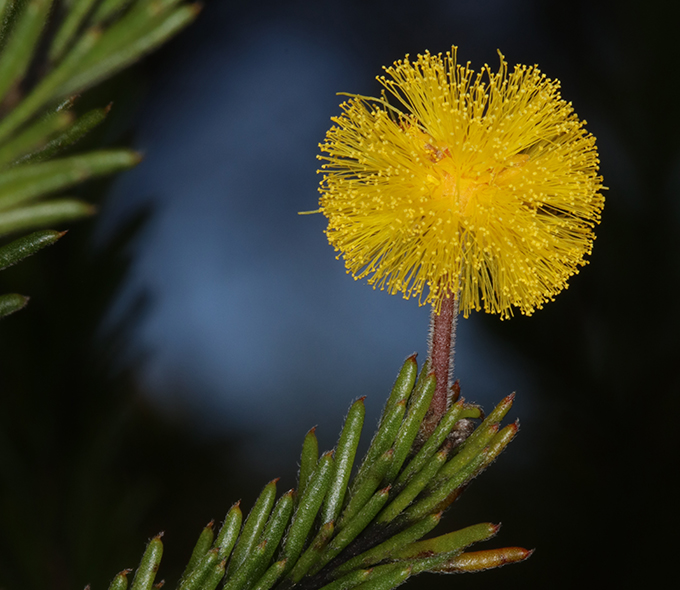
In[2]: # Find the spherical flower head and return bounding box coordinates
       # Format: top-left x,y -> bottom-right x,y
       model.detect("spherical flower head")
317,47 -> 604,319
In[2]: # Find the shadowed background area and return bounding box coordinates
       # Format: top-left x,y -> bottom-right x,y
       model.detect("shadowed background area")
1,1 -> 678,589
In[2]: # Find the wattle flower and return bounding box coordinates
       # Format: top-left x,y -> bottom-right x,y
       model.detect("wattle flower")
318,48 -> 604,318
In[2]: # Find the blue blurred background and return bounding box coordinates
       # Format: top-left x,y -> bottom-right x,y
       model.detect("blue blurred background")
1,1 -> 678,589
98,0 -> 563,467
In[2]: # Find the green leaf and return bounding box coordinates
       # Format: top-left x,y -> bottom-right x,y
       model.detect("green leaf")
92,0 -> 135,24
381,355 -> 418,420
377,449 -> 447,524
0,229 -> 64,270
336,513 -> 441,574
318,568 -> 372,590
322,397 -> 365,524
337,449 -> 393,529
107,569 -> 133,590
213,502 -> 242,561
228,479 -> 278,575
250,559 -> 288,590
14,105 -> 112,165
0,0 -> 53,104
431,546 -> 534,573
0,26 -> 102,142
430,422 -> 497,487
298,426 -> 319,504
349,400 -> 405,496
0,292 -> 29,319
429,393 -> 515,489
201,557 -> 227,590
288,521 -> 335,583
351,564 -> 411,590
384,372 -> 435,482
403,451 -> 487,522
223,540 -> 268,590
475,392 -> 515,427
333,358 -> 416,501
282,450 -> 334,570
0,110 -> 73,169
459,404 -> 483,420
177,548 -> 220,590
179,521 -> 215,583
0,1 -> 17,49
0,150 -> 140,211
397,398 -> 464,486
89,0 -> 186,60
129,533 -> 164,590
255,489 -> 294,575
392,522 -> 499,560
480,420 -> 519,468
56,4 -> 200,97
313,486 -> 391,575
49,0 -> 100,62
0,199 -> 94,236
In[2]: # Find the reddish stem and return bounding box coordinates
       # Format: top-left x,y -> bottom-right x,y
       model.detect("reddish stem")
424,292 -> 459,432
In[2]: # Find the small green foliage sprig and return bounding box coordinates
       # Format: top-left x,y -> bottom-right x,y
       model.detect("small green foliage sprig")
0,0 -> 199,319
109,357 -> 531,590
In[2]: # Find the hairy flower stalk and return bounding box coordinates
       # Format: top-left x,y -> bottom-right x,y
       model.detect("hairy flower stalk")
424,291 -> 458,435
318,46 -> 604,426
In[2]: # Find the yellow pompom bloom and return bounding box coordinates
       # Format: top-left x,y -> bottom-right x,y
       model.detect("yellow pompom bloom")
318,48 -> 604,319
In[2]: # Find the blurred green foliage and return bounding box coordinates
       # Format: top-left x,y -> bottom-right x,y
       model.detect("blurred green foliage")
0,0 -> 198,319
0,1 -> 215,588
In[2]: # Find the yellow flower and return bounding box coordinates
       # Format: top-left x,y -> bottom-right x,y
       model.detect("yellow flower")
317,47 -> 604,319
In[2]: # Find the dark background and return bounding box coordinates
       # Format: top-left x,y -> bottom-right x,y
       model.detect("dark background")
1,0 -> 678,589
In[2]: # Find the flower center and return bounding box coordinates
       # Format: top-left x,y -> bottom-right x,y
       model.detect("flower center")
425,146 -> 530,217
422,144 -> 492,216
429,167 -> 490,216
406,123 -> 530,217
